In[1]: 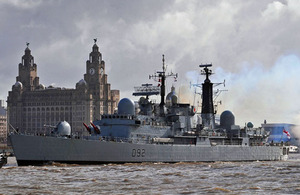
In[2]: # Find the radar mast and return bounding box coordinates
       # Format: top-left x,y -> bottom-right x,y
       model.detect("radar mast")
199,64 -> 215,129
149,55 -> 178,116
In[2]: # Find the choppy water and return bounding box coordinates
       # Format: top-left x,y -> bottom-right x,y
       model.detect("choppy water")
1,154 -> 300,195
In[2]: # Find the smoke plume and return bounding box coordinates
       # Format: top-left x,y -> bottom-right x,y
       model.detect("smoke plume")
185,54 -> 300,127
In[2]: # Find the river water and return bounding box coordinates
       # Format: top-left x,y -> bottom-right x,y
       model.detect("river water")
1,154 -> 300,194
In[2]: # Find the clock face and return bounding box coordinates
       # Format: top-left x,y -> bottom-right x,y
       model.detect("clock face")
89,68 -> 95,75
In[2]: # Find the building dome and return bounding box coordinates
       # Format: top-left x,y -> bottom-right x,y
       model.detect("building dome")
171,94 -> 178,104
166,86 -> 177,106
118,98 -> 135,115
92,43 -> 99,52
38,84 -> 45,90
13,81 -> 23,89
166,86 -> 176,99
25,46 -> 31,55
76,79 -> 87,90
77,79 -> 87,86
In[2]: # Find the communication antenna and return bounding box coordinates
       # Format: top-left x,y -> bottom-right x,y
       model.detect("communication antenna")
149,55 -> 178,115
191,64 -> 227,114
132,83 -> 160,99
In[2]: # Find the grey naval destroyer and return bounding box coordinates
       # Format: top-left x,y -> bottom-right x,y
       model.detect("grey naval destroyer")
10,60 -> 289,166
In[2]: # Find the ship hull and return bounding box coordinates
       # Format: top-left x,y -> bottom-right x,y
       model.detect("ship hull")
10,134 -> 288,166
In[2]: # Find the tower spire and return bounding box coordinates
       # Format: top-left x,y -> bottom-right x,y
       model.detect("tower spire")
16,44 -> 39,91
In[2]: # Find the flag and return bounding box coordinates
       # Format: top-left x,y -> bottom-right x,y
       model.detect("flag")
283,129 -> 291,139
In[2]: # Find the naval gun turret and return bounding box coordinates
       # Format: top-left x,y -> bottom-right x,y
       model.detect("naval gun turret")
44,121 -> 71,136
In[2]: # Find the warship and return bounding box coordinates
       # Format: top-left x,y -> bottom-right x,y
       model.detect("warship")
10,59 -> 289,166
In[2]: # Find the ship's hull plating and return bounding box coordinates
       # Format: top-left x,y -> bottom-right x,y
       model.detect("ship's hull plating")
10,134 -> 287,166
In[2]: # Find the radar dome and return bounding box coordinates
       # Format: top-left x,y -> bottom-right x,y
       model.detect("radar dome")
118,98 -> 135,115
247,122 -> 254,128
56,121 -> 71,136
220,110 -> 235,131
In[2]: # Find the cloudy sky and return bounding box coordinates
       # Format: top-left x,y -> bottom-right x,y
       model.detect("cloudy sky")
1,0 -> 300,126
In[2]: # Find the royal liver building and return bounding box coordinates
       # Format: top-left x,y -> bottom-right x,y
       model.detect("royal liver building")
7,41 -> 120,134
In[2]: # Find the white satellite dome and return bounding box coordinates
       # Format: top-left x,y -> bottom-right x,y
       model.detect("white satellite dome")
118,98 -> 135,115
56,121 -> 71,136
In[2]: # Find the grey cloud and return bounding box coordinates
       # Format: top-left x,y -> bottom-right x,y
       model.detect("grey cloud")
1,0 -> 300,125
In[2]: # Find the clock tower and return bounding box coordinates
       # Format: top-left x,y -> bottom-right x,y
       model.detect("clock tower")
84,39 -> 106,90
16,43 -> 39,91
84,39 -> 118,118
8,41 -> 119,136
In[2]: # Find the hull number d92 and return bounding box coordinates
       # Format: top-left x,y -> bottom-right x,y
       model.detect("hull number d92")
132,149 -> 145,157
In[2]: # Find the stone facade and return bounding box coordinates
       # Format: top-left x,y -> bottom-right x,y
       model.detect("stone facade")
7,42 -> 119,135
0,100 -> 7,144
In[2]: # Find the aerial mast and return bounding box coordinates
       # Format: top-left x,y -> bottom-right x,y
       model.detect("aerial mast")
149,55 -> 177,116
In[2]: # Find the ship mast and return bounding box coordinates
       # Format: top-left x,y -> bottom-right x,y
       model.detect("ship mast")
200,64 -> 215,129
149,55 -> 177,116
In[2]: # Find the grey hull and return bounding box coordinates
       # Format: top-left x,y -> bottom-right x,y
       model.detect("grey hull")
10,134 -> 287,166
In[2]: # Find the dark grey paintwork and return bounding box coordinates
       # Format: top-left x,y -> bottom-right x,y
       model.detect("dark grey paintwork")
10,134 -> 287,166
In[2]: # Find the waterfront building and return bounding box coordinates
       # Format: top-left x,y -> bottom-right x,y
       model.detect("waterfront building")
262,123 -> 299,146
0,100 -> 7,144
7,41 -> 120,134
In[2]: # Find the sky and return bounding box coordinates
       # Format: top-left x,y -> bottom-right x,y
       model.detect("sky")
1,0 -> 300,126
